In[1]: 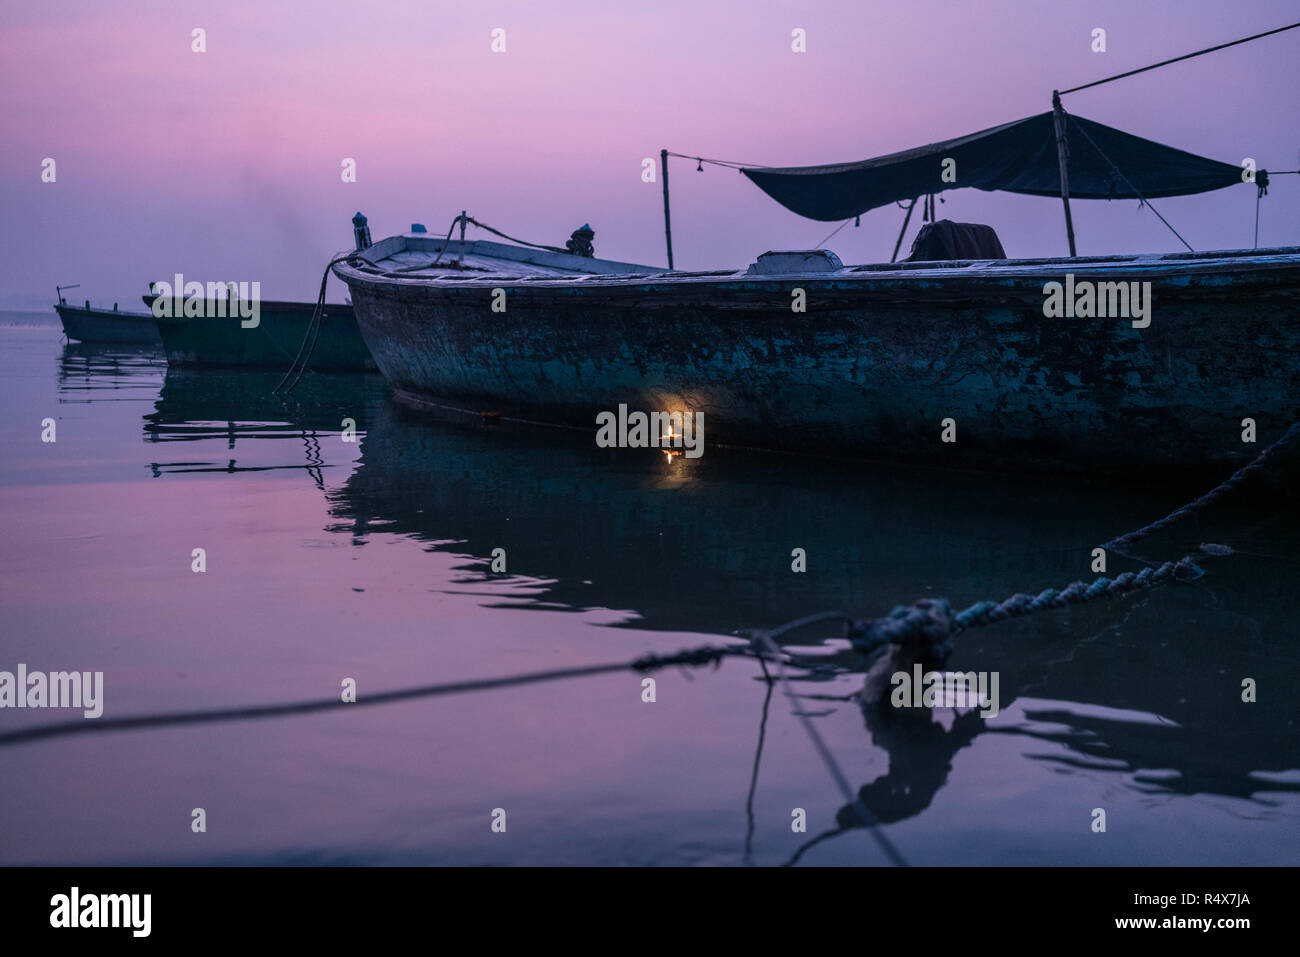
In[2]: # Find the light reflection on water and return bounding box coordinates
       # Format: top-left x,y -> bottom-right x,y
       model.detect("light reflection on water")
0,318 -> 1296,865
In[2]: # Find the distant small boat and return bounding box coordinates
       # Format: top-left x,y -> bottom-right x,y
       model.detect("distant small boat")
143,295 -> 376,371
55,299 -> 161,345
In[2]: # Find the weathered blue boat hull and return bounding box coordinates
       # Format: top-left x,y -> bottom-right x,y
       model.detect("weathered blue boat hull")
339,245 -> 1300,476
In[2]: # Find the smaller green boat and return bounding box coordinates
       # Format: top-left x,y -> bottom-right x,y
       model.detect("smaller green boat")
143,294 -> 376,372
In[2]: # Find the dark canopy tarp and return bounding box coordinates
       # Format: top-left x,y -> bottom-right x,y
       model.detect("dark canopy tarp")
741,111 -> 1246,221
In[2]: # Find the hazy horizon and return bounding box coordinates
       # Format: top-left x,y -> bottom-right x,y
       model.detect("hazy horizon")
3,0 -> 1297,308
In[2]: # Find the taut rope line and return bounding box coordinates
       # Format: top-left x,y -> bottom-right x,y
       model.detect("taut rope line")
0,646 -> 751,748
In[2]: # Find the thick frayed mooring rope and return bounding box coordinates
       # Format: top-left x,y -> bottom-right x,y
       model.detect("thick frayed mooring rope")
1104,422 -> 1300,552
845,548 -> 1219,656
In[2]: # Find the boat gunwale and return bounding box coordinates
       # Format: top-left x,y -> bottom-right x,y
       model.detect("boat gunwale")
139,294 -> 355,317
333,236 -> 1300,290
54,303 -> 155,320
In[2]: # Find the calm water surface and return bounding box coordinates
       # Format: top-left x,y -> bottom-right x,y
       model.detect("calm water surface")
1,312 -> 1296,865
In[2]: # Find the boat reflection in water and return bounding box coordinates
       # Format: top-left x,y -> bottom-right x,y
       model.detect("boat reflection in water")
58,340 -> 165,397
97,358 -> 1300,856
320,395 -> 1300,843
142,366 -> 389,484
29,314 -> 1287,866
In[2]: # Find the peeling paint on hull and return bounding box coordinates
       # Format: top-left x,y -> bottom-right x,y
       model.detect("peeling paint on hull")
338,243 -> 1300,477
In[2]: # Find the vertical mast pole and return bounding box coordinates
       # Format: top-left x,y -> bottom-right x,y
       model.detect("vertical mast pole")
660,149 -> 675,270
1052,91 -> 1078,257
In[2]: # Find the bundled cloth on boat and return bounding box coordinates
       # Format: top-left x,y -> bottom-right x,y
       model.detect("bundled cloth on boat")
741,111 -> 1247,221
904,220 -> 1006,261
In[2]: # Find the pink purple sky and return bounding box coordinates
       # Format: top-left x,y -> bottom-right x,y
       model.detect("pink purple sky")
2,0 -> 1297,307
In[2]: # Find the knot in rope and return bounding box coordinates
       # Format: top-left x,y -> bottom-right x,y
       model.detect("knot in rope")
848,597 -> 956,657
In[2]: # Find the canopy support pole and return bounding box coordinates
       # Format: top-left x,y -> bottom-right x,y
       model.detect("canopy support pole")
660,149 -> 675,270
1052,92 -> 1078,257
891,199 -> 918,262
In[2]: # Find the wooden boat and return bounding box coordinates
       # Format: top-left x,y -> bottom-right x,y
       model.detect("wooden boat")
332,235 -> 1300,477
55,300 -> 161,345
330,98 -> 1300,478
143,295 -> 375,371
